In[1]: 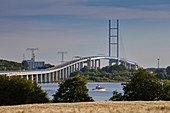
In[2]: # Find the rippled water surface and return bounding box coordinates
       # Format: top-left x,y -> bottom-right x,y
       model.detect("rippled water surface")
39,82 -> 124,102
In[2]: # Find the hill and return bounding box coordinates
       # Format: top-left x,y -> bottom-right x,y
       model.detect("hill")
0,59 -> 55,71
0,59 -> 27,71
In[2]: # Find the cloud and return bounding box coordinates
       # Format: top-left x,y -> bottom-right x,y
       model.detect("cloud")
0,0 -> 170,19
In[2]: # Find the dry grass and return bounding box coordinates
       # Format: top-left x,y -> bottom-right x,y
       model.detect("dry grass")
0,101 -> 170,113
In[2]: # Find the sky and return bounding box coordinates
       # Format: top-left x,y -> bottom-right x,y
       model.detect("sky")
0,0 -> 170,68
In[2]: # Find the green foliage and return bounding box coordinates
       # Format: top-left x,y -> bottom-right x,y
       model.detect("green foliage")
21,61 -> 28,70
0,75 -> 49,105
110,68 -> 170,101
123,68 -> 162,100
0,59 -> 27,71
81,66 -> 89,72
53,76 -> 94,102
109,91 -> 123,101
101,64 -> 127,73
161,81 -> 170,100
38,64 -> 55,69
70,65 -> 135,82
154,69 -> 168,80
166,66 -> 170,75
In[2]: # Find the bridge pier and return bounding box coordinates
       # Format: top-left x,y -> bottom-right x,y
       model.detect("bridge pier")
95,60 -> 97,69
40,74 -> 42,83
64,68 -> 67,79
51,72 -> 54,82
26,75 -> 29,80
69,66 -> 72,73
31,75 -> 33,82
80,62 -> 84,69
87,58 -> 91,69
71,65 -> 73,72
36,74 -> 38,83
94,59 -> 101,69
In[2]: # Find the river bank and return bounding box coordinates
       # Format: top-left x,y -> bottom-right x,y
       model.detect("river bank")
1,101 -> 170,113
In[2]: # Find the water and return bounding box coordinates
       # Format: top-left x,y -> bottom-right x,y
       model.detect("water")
39,82 -> 124,102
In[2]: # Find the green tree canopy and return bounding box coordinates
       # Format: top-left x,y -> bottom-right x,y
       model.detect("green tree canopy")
21,60 -> 28,70
70,64 -> 134,82
53,76 -> 94,102
0,59 -> 27,71
0,75 -> 49,105
80,66 -> 89,72
110,68 -> 170,101
101,64 -> 127,73
166,66 -> 170,75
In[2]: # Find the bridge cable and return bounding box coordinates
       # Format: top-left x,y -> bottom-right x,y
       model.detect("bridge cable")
120,31 -> 127,60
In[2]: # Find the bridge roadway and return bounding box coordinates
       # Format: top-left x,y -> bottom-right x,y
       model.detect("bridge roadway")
0,56 -> 137,83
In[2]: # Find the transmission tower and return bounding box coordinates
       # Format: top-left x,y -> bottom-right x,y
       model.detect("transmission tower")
27,48 -> 38,61
58,51 -> 67,64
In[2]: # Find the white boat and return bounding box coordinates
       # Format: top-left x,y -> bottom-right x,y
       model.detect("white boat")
92,84 -> 106,91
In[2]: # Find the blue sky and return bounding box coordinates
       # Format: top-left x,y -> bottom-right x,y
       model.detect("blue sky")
0,0 -> 170,68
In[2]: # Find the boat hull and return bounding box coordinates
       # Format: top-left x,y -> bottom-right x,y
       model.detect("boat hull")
92,88 -> 106,91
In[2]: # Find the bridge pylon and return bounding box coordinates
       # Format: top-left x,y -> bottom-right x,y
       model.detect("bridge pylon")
109,20 -> 119,66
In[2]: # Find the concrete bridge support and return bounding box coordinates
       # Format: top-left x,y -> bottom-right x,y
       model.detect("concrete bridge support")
87,59 -> 101,69
40,74 -> 43,83
87,58 -> 91,69
36,74 -> 38,83
95,59 -> 101,69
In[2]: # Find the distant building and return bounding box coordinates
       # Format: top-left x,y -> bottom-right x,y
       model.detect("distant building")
23,48 -> 45,70
23,57 -> 45,70
26,59 -> 44,70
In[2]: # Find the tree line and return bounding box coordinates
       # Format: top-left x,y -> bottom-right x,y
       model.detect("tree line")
70,65 -> 170,82
109,68 -> 170,101
70,64 -> 136,82
1,67 -> 170,106
0,60 -> 28,71
0,59 -> 54,71
0,75 -> 93,106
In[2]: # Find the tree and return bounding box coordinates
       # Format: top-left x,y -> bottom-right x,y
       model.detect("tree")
53,76 -> 94,102
38,64 -> 55,69
154,69 -> 166,79
80,66 -> 89,72
109,91 -> 123,101
0,75 -> 49,105
22,60 -> 29,70
101,64 -> 127,73
166,66 -> 170,75
161,81 -> 170,100
110,68 -> 167,101
101,66 -> 110,72
123,68 -> 162,100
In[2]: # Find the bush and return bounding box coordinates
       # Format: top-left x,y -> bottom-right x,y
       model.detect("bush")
53,76 -> 94,102
0,75 -> 49,105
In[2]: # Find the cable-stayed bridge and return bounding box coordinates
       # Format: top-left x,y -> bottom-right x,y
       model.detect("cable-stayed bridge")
0,20 -> 138,83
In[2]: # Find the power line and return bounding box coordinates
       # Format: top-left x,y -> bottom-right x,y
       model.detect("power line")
27,48 -> 38,61
58,51 -> 67,64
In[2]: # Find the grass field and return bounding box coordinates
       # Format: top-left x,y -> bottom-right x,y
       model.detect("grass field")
0,101 -> 170,113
